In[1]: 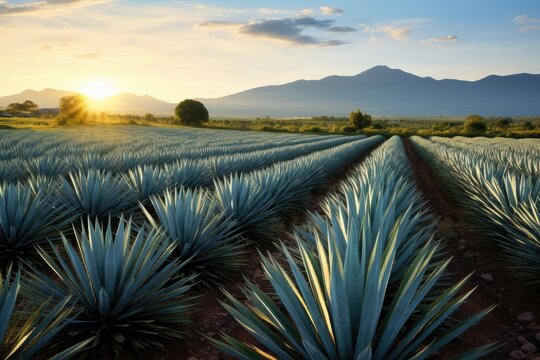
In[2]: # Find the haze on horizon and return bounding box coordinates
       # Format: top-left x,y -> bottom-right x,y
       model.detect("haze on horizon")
1,0 -> 539,102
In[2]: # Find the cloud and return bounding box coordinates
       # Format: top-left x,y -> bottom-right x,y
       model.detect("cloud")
39,44 -> 52,51
0,0 -> 110,17
364,25 -> 410,40
513,15 -> 540,32
320,6 -> 344,15
198,16 -> 349,46
422,35 -> 459,44
327,26 -> 356,33
74,52 -> 102,59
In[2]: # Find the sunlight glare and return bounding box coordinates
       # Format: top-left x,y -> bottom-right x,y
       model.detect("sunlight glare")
81,79 -> 116,100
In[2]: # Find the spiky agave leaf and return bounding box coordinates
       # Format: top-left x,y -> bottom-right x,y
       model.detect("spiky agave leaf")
125,164 -> 171,203
214,174 -> 279,242
0,270 -> 81,360
24,156 -> 72,178
26,217 -> 196,358
164,159 -> 211,188
61,169 -> 137,221
0,182 -> 77,270
212,229 -> 496,359
144,188 -> 246,284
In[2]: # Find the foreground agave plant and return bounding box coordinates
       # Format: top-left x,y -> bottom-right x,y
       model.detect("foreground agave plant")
1,271 -> 80,360
26,217 -> 195,357
61,169 -> 137,221
0,182 -> 75,270
144,188 -> 246,283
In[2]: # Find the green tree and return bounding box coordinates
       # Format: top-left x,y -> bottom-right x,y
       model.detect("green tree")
495,117 -> 512,130
58,94 -> 88,125
349,108 -> 372,130
524,121 -> 535,130
5,100 -> 38,115
144,113 -> 156,122
463,115 -> 487,133
175,99 -> 209,126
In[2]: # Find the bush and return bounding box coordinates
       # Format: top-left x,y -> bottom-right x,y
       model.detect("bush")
349,108 -> 372,129
175,99 -> 209,126
464,115 -> 487,133
341,125 -> 357,133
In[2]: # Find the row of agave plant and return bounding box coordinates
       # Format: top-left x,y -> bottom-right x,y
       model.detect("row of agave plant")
0,133 -> 359,183
0,135 -> 382,358
430,136 -> 540,177
212,136 -> 498,359
411,136 -> 540,289
0,127 -> 347,182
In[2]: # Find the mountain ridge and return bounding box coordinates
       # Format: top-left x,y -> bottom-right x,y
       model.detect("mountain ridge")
1,66 -> 539,116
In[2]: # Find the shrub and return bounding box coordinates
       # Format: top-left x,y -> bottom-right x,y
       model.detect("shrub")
464,115 -> 487,133
175,99 -> 209,126
349,108 -> 372,129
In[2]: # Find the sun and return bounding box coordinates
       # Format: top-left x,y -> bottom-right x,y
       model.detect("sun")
81,79 -> 116,100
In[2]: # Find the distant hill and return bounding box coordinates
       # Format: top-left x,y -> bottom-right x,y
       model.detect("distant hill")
2,66 -> 539,117
198,66 -> 540,117
0,89 -> 175,116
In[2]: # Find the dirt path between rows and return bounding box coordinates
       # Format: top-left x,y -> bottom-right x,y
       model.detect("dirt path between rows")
402,137 -> 540,360
141,139 -> 383,360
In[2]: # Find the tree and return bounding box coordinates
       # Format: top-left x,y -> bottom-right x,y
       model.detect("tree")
495,117 -> 512,130
58,94 -> 88,125
175,99 -> 209,126
5,100 -> 38,115
144,113 -> 156,122
524,121 -> 535,130
349,108 -> 372,130
463,115 -> 487,133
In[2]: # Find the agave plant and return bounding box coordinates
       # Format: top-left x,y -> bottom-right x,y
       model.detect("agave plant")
144,188 -> 246,283
1,270 -> 82,360
125,164 -> 171,203
213,232 -> 496,359
411,136 -> 540,288
24,156 -> 72,178
164,159 -> 211,188
0,182 -> 76,270
61,169 -> 137,221
26,217 -> 195,357
214,174 -> 279,242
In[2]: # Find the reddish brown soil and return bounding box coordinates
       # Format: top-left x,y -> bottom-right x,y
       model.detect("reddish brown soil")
140,141 -> 383,360
403,138 -> 540,359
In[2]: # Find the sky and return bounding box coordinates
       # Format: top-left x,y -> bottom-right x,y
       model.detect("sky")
0,0 -> 539,102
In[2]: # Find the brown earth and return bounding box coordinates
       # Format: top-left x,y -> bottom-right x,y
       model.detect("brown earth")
402,138 -> 540,360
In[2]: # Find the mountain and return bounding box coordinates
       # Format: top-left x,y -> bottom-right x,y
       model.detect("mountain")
0,89 -> 175,115
198,66 -> 540,117
1,66 -> 539,116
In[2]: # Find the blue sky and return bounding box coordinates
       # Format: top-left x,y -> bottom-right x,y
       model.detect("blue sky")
0,0 -> 539,101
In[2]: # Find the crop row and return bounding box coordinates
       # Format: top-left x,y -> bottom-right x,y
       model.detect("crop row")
411,136 -> 540,288
213,136 -> 497,359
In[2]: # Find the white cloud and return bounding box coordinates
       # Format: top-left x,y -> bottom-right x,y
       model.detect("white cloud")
364,25 -> 410,40
513,15 -> 540,32
0,0 -> 111,17
422,35 -> 459,44
320,6 -> 344,15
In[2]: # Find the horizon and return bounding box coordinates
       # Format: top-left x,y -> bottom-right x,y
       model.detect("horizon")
1,1 -> 539,102
2,64 -> 540,102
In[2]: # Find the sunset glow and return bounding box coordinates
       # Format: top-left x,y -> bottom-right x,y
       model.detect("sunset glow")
80,79 -> 116,100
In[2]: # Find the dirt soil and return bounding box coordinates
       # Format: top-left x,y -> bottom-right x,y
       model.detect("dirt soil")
403,138 -> 540,360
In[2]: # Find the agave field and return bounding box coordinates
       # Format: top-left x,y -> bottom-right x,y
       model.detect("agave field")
0,126 -> 539,359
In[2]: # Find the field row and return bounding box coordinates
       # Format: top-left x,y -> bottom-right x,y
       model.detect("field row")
1,127 -> 539,359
